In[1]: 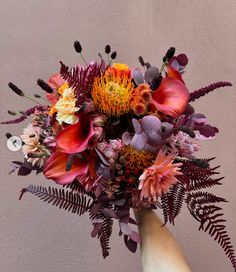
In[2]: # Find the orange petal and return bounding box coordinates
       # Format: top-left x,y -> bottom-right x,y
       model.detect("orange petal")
49,104 -> 57,116
44,151 -> 88,184
166,64 -> 184,83
56,113 -> 94,154
151,78 -> 189,118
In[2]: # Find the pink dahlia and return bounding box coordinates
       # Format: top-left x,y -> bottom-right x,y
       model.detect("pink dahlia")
138,150 -> 182,202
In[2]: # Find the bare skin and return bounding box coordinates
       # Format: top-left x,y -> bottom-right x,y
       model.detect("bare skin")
134,208 -> 192,272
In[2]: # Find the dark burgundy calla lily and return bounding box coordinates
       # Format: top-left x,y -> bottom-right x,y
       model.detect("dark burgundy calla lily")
44,151 -> 88,185
151,78 -> 189,118
56,113 -> 94,154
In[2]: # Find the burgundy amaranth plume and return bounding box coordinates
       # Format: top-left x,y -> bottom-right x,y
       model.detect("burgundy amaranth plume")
190,81 -> 232,102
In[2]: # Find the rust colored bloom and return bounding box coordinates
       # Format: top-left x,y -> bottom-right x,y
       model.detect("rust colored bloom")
131,84 -> 151,116
44,151 -> 88,185
91,64 -> 133,117
151,77 -> 189,118
166,64 -> 184,83
138,150 -> 182,202
56,113 -> 94,154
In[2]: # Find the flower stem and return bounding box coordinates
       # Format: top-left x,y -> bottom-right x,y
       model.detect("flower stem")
80,53 -> 87,66
160,61 -> 167,74
25,95 -> 43,105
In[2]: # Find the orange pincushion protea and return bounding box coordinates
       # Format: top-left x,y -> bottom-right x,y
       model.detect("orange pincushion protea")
139,150 -> 182,202
91,64 -> 133,117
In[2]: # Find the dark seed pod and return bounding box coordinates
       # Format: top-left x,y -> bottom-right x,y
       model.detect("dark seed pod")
34,94 -> 41,98
110,51 -> 117,59
37,79 -> 54,93
8,82 -> 25,97
138,56 -> 145,66
98,53 -> 103,60
105,44 -> 111,54
163,47 -> 176,62
5,132 -> 12,139
7,110 -> 17,116
74,40 -> 82,53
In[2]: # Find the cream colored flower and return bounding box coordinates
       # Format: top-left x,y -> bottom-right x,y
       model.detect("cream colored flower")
55,87 -> 79,124
21,124 -> 45,167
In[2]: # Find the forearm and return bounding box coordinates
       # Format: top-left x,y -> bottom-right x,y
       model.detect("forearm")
134,208 -> 192,272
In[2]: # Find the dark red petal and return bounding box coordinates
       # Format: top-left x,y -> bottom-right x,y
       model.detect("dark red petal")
56,113 -> 94,154
151,78 -> 189,118
44,151 -> 88,185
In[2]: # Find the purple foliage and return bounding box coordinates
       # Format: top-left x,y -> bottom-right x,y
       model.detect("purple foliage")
176,114 -> 219,138
1,105 -> 46,125
190,81 -> 232,102
122,116 -> 173,152
60,60 -> 105,104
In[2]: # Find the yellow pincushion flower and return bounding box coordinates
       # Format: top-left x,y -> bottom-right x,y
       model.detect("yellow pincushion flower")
55,87 -> 79,124
91,64 -> 133,117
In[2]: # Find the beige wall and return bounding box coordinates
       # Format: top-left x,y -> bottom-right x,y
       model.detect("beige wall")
0,1 -> 235,271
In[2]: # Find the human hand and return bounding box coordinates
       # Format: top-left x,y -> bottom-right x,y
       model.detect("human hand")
134,208 -> 192,272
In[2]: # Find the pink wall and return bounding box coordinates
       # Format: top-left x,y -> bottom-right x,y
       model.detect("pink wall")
0,1 -> 235,271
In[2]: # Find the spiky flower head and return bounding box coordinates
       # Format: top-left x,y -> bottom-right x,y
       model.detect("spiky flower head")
138,150 -> 182,202
91,64 -> 133,117
21,124 -> 46,167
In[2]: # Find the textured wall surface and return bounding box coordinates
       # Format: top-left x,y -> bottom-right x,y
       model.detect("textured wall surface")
0,1 -> 236,271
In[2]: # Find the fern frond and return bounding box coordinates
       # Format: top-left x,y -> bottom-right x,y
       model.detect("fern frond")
25,185 -> 92,215
60,61 -> 104,104
179,159 -> 222,191
64,180 -> 95,199
188,176 -> 223,191
64,180 -> 86,194
161,182 -> 186,225
186,192 -> 236,270
98,215 -> 113,258
186,192 -> 227,208
90,210 -> 113,258
161,193 -> 169,225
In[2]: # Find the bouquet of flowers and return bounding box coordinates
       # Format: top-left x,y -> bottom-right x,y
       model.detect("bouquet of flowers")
2,41 -> 235,270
